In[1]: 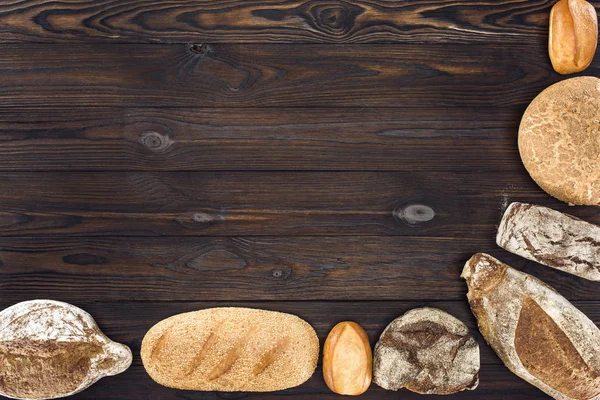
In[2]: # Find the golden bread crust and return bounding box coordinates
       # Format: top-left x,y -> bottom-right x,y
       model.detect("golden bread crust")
141,307 -> 319,392
519,76 -> 600,205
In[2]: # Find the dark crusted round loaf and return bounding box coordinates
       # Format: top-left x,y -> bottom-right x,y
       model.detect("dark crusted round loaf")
373,307 -> 480,394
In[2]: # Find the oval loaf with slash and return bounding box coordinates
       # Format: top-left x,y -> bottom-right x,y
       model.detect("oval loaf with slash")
0,300 -> 132,400
323,321 -> 372,395
463,253 -> 600,399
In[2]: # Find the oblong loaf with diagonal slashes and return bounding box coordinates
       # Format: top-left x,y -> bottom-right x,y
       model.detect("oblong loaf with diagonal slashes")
0,300 -> 132,400
141,307 -> 319,392
497,202 -> 600,281
462,254 -> 600,400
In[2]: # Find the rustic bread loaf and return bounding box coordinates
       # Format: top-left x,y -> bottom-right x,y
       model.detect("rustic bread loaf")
497,202 -> 600,280
323,321 -> 372,396
0,300 -> 132,400
141,307 -> 319,392
462,253 -> 600,400
373,307 -> 479,395
518,76 -> 600,205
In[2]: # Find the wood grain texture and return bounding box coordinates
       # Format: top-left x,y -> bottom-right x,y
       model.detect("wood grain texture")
1,236 -> 598,302
68,364 -> 553,399
0,0 -> 561,44
0,300 -> 595,398
2,1 -> 599,398
0,107 -> 520,171
3,170 -> 600,237
0,42 -> 594,109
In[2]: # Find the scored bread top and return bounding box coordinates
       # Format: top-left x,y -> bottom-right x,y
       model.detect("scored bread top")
0,300 -> 132,400
141,307 -> 319,392
373,307 -> 479,395
497,202 -> 600,281
518,76 -> 600,205
462,254 -> 600,400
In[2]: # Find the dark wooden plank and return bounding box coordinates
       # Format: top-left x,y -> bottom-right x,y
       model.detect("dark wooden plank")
72,364 -> 549,399
0,299 -> 592,398
0,42 -> 589,109
0,107 -> 519,171
0,0 -> 560,44
2,170 -> 599,237
1,236 -> 598,301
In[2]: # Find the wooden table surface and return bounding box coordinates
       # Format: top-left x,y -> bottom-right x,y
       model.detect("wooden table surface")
1,1 -> 600,399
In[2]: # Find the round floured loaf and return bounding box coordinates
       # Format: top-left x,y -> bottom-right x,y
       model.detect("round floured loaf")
518,76 -> 600,205
141,307 -> 319,392
0,300 -> 132,400
373,307 -> 480,394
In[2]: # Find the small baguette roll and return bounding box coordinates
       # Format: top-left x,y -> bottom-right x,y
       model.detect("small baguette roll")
323,321 -> 372,396
463,254 -> 600,400
141,307 -> 319,392
497,202 -> 600,281
549,0 -> 598,75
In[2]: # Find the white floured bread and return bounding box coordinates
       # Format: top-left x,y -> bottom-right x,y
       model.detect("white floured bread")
463,254 -> 600,400
141,307 -> 319,392
497,202 -> 600,280
518,76 -> 600,205
0,300 -> 132,400
373,307 -> 480,395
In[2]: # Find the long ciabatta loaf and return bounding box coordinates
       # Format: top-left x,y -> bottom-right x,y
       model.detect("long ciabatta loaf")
462,254 -> 600,400
141,307 -> 319,392
497,202 -> 600,280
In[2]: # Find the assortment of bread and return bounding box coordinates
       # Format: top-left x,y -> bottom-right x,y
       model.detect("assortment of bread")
497,10 -> 600,392
499,14 -> 600,393
4,1 -> 599,398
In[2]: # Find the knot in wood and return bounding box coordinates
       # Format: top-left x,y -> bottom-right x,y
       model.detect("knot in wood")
186,250 -> 247,272
0,211 -> 30,227
175,211 -> 226,230
140,131 -> 171,152
394,204 -> 435,226
188,43 -> 211,56
305,1 -> 363,35
192,212 -> 216,223
270,267 -> 292,280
